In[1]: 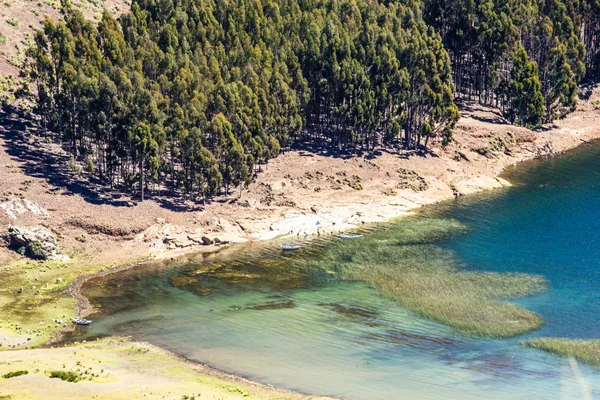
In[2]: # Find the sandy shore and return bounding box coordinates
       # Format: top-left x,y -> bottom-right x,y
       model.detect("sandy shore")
2,90 -> 600,398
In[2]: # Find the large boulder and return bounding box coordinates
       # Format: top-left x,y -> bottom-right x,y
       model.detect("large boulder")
7,226 -> 70,261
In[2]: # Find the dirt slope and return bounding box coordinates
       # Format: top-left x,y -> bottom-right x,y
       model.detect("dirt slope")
0,0 -> 128,88
1,89 -> 600,268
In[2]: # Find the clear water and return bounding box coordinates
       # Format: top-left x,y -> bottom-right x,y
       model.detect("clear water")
69,142 -> 600,399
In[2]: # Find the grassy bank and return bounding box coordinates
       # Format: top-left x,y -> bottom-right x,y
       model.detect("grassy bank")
525,338 -> 600,366
0,337 -> 316,400
0,252 -> 146,349
0,251 -> 328,399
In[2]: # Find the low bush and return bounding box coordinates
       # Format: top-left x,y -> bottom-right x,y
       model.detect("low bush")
3,370 -> 28,378
49,370 -> 81,382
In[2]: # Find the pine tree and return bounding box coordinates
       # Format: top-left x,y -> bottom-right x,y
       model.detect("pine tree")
506,47 -> 544,128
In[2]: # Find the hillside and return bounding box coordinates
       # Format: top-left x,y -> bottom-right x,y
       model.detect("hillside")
3,1 -> 600,399
2,89 -> 600,268
0,0 -> 128,96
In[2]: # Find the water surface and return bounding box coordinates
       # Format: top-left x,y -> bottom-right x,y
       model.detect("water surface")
70,142 -> 600,399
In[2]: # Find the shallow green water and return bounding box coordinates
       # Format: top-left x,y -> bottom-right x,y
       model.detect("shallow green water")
70,141 -> 600,399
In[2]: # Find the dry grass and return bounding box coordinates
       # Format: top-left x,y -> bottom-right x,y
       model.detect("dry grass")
525,338 -> 600,366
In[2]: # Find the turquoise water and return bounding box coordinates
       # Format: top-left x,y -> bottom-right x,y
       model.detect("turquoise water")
70,142 -> 600,399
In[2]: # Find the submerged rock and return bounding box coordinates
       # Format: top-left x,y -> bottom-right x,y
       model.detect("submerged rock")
169,275 -> 197,287
7,226 -> 69,261
319,302 -> 378,319
245,300 -> 295,310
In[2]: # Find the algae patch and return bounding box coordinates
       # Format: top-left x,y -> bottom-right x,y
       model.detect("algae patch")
167,217 -> 547,338
525,338 -> 600,366
245,300 -> 295,310
302,218 -> 547,337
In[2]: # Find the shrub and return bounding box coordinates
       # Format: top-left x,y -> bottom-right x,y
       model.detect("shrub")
68,157 -> 80,174
6,19 -> 19,27
3,370 -> 28,378
84,157 -> 95,174
49,371 -> 81,382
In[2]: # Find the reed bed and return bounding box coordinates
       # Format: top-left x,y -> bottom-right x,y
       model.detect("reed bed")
525,338 -> 600,366
304,218 -> 547,337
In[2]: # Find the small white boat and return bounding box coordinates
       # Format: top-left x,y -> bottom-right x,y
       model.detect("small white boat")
71,318 -> 92,326
340,234 -> 363,239
281,245 -> 301,251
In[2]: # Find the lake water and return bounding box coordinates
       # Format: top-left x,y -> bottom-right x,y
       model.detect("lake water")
69,142 -> 600,399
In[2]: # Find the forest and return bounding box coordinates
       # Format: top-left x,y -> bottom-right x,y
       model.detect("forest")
23,0 -> 600,201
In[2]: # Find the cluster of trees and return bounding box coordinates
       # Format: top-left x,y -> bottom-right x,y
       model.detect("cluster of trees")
24,0 -> 600,201
25,0 -> 458,201
582,0 -> 600,81
423,0 -> 600,127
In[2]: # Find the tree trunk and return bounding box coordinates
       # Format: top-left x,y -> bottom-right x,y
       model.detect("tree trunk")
140,157 -> 144,201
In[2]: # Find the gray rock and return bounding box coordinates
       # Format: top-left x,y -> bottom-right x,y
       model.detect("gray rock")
7,226 -> 70,261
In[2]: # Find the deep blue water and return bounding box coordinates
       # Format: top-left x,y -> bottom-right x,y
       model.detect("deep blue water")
70,141 -> 600,399
437,143 -> 600,339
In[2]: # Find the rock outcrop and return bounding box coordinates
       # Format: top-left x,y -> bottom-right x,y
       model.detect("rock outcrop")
7,226 -> 70,261
0,198 -> 50,220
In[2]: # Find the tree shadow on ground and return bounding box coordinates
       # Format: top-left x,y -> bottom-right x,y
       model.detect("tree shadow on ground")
1,107 -> 434,212
290,137 -> 429,160
455,99 -> 510,125
0,107 -> 203,212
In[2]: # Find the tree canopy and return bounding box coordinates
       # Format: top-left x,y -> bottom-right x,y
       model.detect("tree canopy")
423,0 -> 599,123
24,0 -> 600,202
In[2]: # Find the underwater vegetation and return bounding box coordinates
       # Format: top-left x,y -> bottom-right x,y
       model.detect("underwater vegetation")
525,338 -> 600,366
169,217 -> 547,337
301,218 -> 547,337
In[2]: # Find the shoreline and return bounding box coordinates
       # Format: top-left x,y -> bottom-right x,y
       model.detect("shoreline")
3,95 -> 600,398
49,136 -> 600,399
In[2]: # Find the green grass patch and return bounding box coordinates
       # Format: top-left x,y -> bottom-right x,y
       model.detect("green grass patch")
49,370 -> 81,382
0,255 -> 126,349
525,338 -> 600,366
2,370 -> 28,378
